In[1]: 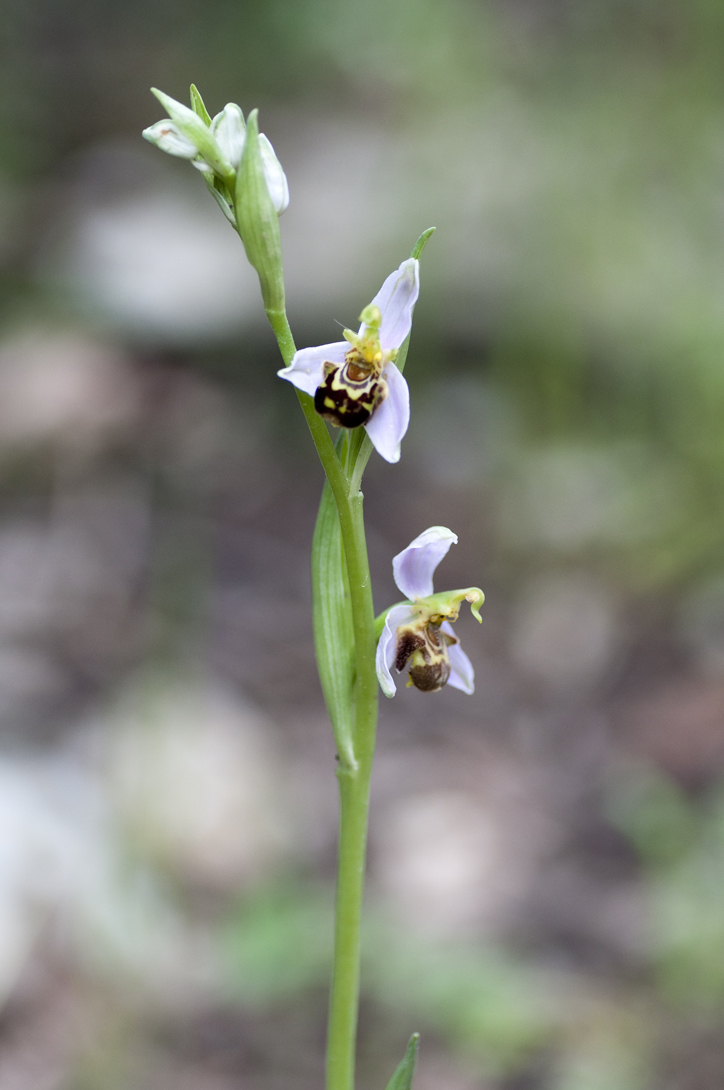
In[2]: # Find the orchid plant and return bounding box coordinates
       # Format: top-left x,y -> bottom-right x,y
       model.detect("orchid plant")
144,86 -> 484,1090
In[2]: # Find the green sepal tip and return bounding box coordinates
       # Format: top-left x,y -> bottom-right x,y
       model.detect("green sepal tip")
411,227 -> 435,261
189,84 -> 212,126
384,1034 -> 420,1090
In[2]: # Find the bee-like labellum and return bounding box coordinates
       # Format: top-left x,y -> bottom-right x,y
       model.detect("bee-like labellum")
314,353 -> 388,429
395,620 -> 455,693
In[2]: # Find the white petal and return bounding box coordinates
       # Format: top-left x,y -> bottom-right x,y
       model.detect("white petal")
367,258 -> 420,352
442,621 -> 475,694
376,603 -> 416,698
142,121 -> 199,159
392,526 -> 458,600
259,134 -> 290,214
211,104 -> 246,168
363,361 -> 409,464
277,342 -> 347,397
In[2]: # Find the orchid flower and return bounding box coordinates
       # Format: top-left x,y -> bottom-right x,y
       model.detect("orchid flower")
142,89 -> 289,218
376,527 -> 484,696
277,258 -> 419,463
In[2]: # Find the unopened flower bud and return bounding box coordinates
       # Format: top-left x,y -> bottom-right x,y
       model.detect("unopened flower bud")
211,104 -> 246,169
235,110 -> 286,312
148,88 -> 234,182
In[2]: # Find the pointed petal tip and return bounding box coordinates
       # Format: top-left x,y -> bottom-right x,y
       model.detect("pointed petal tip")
150,87 -> 176,109
370,259 -> 420,352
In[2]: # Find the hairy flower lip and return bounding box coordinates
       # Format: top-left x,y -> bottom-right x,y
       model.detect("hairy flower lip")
277,258 -> 419,464
375,527 -> 482,697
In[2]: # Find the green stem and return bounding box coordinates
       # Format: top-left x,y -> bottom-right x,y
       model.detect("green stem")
266,306 -> 379,1090
327,751 -> 373,1090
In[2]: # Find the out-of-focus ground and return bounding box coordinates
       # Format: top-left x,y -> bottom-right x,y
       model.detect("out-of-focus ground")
1,2 -> 724,1087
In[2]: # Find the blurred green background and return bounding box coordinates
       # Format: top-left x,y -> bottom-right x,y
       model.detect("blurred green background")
1,1 -> 724,1088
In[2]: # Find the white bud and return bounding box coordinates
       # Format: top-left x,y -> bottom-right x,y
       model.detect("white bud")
211,104 -> 246,170
142,120 -> 199,159
258,134 -> 290,214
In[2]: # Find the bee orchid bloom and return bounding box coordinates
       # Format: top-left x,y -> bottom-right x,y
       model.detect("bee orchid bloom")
277,258 -> 419,463
376,526 -> 484,696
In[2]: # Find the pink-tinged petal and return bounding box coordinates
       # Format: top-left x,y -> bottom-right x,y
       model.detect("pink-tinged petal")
277,341 -> 347,396
363,361 -> 409,464
392,526 -> 458,600
376,603 -> 416,698
367,258 -> 420,352
442,621 -> 475,693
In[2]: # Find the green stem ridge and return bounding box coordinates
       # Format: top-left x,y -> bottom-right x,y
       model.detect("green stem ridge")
266,304 -> 379,1090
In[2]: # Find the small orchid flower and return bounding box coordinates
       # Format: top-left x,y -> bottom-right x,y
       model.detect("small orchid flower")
142,88 -> 289,216
376,527 -> 484,697
277,258 -> 419,463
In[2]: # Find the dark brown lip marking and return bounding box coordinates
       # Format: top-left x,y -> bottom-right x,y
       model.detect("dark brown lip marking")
395,621 -> 452,693
408,658 -> 451,692
314,359 -> 387,429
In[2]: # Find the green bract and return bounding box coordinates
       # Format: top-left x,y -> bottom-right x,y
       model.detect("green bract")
235,110 -> 286,313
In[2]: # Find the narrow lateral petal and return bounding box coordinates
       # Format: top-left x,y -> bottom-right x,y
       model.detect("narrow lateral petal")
368,258 -> 420,352
375,603 -> 416,697
277,342 -> 347,397
363,362 -> 409,464
442,622 -> 475,693
392,526 -> 458,600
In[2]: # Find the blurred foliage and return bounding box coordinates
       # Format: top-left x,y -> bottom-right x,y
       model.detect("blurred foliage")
610,766 -> 724,1011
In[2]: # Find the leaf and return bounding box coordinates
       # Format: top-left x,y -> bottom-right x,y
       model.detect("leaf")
311,480 -> 356,768
384,1034 -> 420,1090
